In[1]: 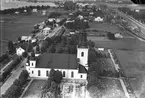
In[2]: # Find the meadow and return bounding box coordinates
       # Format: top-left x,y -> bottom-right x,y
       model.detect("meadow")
114,50 -> 145,97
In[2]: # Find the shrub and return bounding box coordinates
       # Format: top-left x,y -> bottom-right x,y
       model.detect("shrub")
48,12 -> 62,18
1,70 -> 29,98
0,54 -> 8,63
1,58 -> 21,82
18,70 -> 29,85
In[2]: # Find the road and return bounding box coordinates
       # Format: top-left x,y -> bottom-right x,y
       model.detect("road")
0,58 -> 27,95
114,9 -> 145,38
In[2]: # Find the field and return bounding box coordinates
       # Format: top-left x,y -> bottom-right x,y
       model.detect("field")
22,79 -> 46,98
89,22 -> 133,37
92,38 -> 145,50
114,50 -> 145,97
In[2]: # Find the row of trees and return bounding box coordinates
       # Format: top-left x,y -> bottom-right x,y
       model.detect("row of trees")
0,54 -> 8,63
0,58 -> 21,82
8,41 -> 16,54
1,70 -> 29,98
65,17 -> 89,30
41,69 -> 62,98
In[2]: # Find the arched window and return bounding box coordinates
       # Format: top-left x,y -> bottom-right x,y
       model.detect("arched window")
38,70 -> 41,76
81,52 -> 84,57
46,71 -> 49,76
63,71 -> 65,77
71,71 -> 74,78
80,75 -> 83,78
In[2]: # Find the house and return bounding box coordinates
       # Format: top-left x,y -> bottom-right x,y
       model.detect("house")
16,47 -> 25,56
26,33 -> 89,79
94,17 -> 103,22
42,27 -> 51,35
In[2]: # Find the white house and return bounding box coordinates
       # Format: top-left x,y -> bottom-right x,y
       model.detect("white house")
21,36 -> 32,41
42,27 -> 51,35
94,17 -> 103,22
26,33 -> 89,80
16,47 -> 25,56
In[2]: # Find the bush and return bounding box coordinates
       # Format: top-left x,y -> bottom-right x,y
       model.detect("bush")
48,12 -> 62,18
18,70 -> 29,85
1,58 -> 21,82
107,32 -> 115,40
0,54 -> 8,63
1,70 -> 29,98
64,1 -> 75,10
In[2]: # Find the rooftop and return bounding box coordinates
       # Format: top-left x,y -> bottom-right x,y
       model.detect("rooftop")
36,53 -> 78,69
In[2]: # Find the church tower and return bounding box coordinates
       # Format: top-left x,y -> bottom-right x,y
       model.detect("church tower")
77,32 -> 89,70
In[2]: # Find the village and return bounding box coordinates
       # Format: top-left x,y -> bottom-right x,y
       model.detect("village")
1,1 -> 145,98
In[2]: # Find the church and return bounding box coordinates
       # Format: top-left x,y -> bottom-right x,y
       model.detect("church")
25,33 -> 89,79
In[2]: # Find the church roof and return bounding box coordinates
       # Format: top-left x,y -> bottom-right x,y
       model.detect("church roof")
78,64 -> 88,73
36,53 -> 78,69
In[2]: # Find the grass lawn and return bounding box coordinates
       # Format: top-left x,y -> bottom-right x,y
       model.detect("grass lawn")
22,79 -> 46,98
114,50 -> 145,97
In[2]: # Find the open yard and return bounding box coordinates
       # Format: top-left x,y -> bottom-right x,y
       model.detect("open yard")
114,50 -> 145,97
22,79 -> 46,98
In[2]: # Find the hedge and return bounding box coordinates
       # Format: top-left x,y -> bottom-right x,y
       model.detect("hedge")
0,54 -> 8,63
0,58 -> 21,82
1,70 -> 29,98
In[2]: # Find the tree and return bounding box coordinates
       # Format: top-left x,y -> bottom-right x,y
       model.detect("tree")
107,32 -> 115,40
13,79 -> 22,87
53,70 -> 63,84
88,49 -> 97,64
49,68 -> 56,81
22,52 -> 28,58
8,41 -> 15,54
88,62 -> 103,75
88,40 -> 95,48
17,36 -> 21,42
64,1 -> 75,10
18,70 -> 29,85
48,45 -> 56,53
45,37 -> 53,46
48,12 -> 62,18
56,48 -> 63,53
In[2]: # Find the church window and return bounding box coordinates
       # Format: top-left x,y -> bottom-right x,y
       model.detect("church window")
80,75 -> 83,78
63,71 -> 65,77
46,71 -> 49,76
38,70 -> 41,76
71,71 -> 74,78
81,52 -> 84,57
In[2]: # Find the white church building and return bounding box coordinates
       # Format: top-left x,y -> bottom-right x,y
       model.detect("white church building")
26,33 -> 89,80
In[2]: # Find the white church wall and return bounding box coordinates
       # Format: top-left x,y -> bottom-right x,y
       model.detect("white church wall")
27,67 -> 87,79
